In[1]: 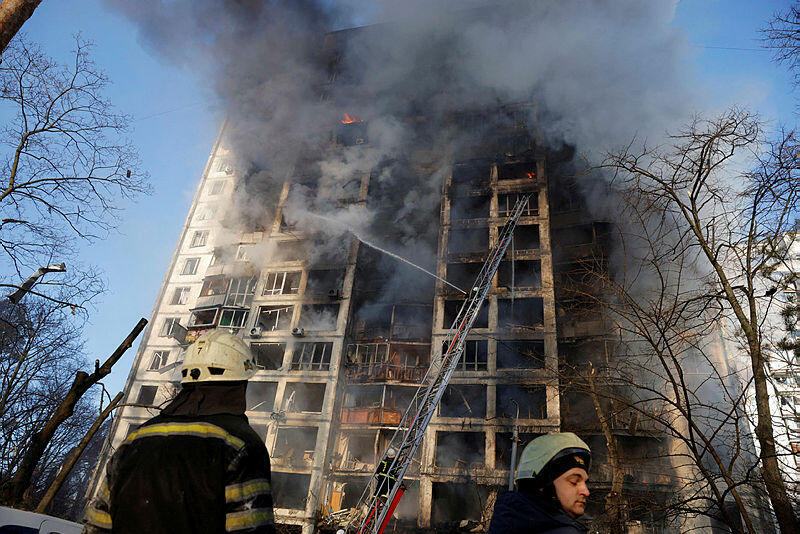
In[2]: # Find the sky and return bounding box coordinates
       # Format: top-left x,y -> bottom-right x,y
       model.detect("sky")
14,0 -> 799,397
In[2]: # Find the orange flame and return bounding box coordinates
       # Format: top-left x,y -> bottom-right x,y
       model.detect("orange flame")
342,113 -> 363,124
526,172 -> 535,179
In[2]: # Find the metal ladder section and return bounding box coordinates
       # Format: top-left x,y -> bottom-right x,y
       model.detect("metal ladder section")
348,194 -> 532,534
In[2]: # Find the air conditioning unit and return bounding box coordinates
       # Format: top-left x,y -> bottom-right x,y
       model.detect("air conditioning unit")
249,325 -> 263,338
328,289 -> 341,300
291,327 -> 305,337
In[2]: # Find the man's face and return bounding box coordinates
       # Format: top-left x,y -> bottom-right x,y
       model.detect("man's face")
552,467 -> 590,518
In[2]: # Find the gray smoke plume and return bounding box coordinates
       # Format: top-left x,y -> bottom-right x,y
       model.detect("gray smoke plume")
107,0 -> 697,302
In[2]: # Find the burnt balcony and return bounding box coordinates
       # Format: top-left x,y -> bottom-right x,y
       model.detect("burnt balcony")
344,342 -> 430,383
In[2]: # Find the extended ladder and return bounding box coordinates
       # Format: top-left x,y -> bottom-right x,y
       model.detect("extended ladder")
346,194 -> 531,534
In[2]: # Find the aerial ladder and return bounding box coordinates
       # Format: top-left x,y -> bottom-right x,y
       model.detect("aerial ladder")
342,194 -> 532,534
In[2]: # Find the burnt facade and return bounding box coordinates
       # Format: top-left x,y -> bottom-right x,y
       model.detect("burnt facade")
90,27 -> 690,534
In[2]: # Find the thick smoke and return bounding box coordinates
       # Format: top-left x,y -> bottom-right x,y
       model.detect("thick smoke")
107,0 -> 696,301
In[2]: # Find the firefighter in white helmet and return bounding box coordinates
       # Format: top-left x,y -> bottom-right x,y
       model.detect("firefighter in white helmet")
84,330 -> 275,534
488,433 -> 591,533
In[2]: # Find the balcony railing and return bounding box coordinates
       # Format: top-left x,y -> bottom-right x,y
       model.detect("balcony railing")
344,363 -> 427,383
341,406 -> 403,426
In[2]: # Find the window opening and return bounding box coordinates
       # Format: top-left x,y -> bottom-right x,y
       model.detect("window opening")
263,271 -> 301,296
148,351 -> 169,371
181,258 -> 200,275
258,305 -> 294,331
225,277 -> 257,307
190,230 -> 209,248
291,342 -> 333,371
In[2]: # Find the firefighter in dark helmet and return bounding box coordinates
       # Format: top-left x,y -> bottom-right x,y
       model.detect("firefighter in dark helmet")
488,432 -> 591,534
375,447 -> 398,502
84,330 -> 275,534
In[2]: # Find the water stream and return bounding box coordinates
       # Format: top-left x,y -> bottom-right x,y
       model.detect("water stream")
303,211 -> 467,295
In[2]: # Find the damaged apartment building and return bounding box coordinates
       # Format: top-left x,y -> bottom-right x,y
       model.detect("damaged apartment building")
89,25 -> 697,534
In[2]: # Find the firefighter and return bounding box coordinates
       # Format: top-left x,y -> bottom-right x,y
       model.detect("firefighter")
84,330 -> 275,534
488,433 -> 591,534
374,447 -> 398,502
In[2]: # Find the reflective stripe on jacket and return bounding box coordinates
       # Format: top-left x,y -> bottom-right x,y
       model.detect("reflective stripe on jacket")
84,412 -> 275,534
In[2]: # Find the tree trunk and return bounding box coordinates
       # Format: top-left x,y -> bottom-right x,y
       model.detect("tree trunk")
0,318 -> 146,507
749,339 -> 800,534
35,391 -> 123,513
587,366 -> 625,534
0,0 -> 44,54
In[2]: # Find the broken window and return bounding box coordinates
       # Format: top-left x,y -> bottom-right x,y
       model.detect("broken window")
448,228 -> 488,255
455,339 -> 487,371
189,308 -> 219,328
341,385 -> 415,425
439,385 -> 486,418
497,260 -> 541,289
291,342 -> 333,371
225,277 -> 257,306
272,427 -> 318,467
497,340 -> 545,369
499,192 -> 538,217
305,268 -> 345,297
136,385 -> 158,406
352,303 -> 392,340
258,305 -> 293,331
512,224 -> 539,249
251,343 -> 286,370
170,287 -> 191,305
432,482 -> 490,524
496,385 -> 546,419
181,258 -> 200,275
208,181 -> 225,196
551,224 -> 595,247
246,381 -> 278,412
451,161 -> 490,189
235,244 -> 251,261
272,473 -> 310,510
391,304 -> 432,341
299,303 -> 339,331
274,240 -> 306,262
435,432 -> 485,468
337,121 -> 368,146
446,263 -> 482,293
344,343 -> 428,383
262,271 -> 301,296
498,298 -> 544,329
496,432 -> 541,470
190,230 -> 209,248
214,159 -> 233,174
443,299 -> 488,328
450,195 -> 490,220
498,161 -> 536,181
282,382 -> 326,413
160,317 -> 182,337
279,212 -> 297,233
219,309 -> 248,333
199,276 -> 230,298
147,350 -> 169,371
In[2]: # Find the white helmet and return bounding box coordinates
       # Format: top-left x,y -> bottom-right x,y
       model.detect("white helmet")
181,330 -> 256,383
386,447 -> 397,458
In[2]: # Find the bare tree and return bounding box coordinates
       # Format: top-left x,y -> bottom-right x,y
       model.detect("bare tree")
763,5 -> 800,92
0,295 -> 95,504
598,108 -> 800,533
0,0 -> 43,55
0,34 -> 148,305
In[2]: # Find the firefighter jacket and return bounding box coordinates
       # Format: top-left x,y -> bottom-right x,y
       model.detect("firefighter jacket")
487,490 -> 588,534
84,382 -> 274,534
375,458 -> 397,499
